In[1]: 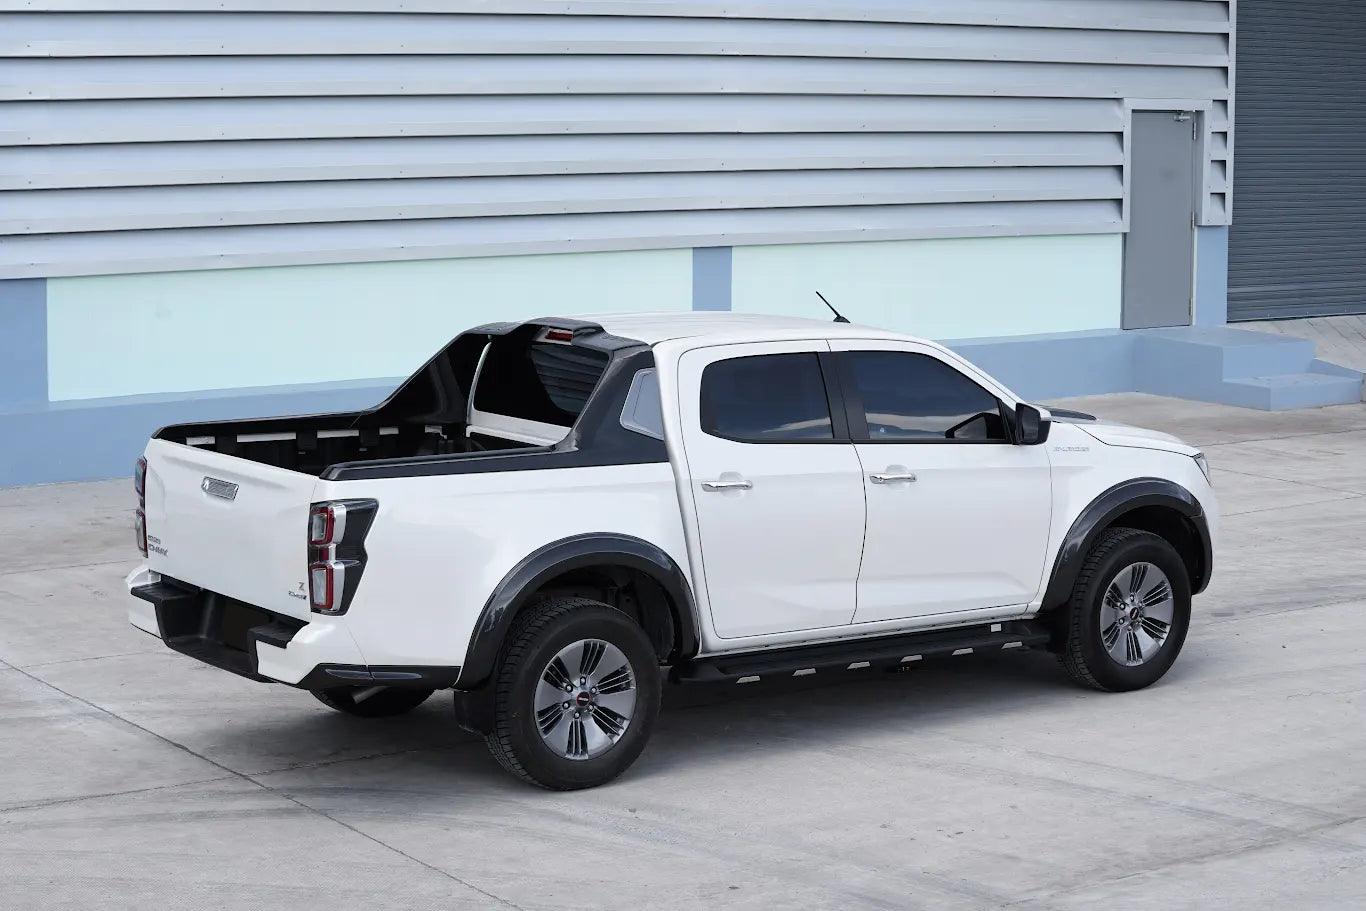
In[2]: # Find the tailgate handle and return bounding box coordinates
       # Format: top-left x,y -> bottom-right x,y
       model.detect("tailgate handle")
201,477 -> 240,501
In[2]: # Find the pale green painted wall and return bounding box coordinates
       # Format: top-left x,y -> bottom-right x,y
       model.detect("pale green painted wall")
731,234 -> 1122,339
46,249 -> 691,401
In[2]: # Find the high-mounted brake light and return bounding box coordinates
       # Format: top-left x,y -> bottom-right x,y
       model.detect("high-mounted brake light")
134,457 -> 149,557
544,328 -> 574,342
305,500 -> 376,615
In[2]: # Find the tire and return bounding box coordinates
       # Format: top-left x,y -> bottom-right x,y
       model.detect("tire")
311,685 -> 434,718
1058,527 -> 1192,692
485,596 -> 661,790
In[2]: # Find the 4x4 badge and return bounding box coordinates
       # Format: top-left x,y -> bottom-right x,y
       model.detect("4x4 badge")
201,477 -> 239,501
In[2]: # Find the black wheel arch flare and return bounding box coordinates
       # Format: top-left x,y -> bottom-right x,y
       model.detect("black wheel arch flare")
1043,477 -> 1213,609
456,533 -> 700,690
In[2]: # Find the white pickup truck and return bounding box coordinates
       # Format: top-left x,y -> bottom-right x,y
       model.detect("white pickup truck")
128,312 -> 1216,789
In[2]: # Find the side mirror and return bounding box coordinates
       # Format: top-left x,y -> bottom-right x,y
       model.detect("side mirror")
1014,403 -> 1051,446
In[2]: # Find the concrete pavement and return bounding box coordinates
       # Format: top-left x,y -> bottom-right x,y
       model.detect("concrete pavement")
2,394 -> 1364,910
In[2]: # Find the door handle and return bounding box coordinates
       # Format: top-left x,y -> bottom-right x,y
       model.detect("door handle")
702,479 -> 753,491
870,472 -> 917,484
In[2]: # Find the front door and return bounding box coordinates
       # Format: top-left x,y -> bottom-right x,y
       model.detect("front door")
1123,110 -> 1198,329
829,341 -> 1053,624
677,341 -> 866,639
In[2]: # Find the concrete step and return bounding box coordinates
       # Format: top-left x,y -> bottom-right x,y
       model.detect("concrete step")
946,326 -> 1362,413
1218,370 -> 1364,411
1137,327 -> 1317,381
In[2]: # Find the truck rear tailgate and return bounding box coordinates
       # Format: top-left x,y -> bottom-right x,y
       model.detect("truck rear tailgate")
142,438 -> 319,619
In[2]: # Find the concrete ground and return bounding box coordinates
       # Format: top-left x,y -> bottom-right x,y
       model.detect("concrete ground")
3,394 -> 1365,910
1246,313 -> 1366,374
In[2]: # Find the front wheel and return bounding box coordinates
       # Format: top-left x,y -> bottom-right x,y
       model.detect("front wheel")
1058,527 -> 1192,692
485,596 -> 661,790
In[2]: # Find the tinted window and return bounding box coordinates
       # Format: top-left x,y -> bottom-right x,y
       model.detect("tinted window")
701,353 -> 833,442
845,351 -> 1008,442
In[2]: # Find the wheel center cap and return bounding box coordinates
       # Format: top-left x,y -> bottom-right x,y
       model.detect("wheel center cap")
575,691 -> 593,708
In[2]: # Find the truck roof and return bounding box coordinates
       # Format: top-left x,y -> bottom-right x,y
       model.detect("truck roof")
581,311 -> 915,347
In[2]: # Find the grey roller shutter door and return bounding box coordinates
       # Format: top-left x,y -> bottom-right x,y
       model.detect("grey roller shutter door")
1228,0 -> 1366,320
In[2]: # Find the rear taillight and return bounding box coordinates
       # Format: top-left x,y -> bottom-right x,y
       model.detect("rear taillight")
134,508 -> 148,556
309,562 -> 337,613
134,457 -> 148,556
308,503 -> 339,546
306,499 -> 376,615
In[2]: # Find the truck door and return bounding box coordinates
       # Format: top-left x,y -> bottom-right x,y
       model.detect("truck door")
676,341 -> 865,639
827,340 -> 1053,623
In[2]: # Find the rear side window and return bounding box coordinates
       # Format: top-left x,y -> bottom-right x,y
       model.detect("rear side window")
473,339 -> 609,427
844,350 -> 1009,442
701,353 -> 833,442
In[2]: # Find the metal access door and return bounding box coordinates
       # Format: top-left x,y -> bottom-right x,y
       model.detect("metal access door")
1122,111 -> 1197,329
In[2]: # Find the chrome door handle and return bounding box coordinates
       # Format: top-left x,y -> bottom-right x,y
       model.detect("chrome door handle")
702,479 -> 753,491
870,472 -> 917,484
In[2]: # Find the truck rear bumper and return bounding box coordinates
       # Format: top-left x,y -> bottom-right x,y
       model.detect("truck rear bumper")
126,567 -> 459,690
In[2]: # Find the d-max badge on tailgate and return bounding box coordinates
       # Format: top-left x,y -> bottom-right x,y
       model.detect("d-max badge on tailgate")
201,477 -> 239,501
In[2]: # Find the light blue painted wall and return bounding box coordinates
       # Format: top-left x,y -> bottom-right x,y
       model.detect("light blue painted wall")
45,249 -> 692,401
1194,225 -> 1229,327
691,247 -> 732,311
730,234 -> 1123,338
0,278 -> 48,408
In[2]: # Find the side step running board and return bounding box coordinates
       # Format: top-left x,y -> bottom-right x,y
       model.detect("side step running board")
672,620 -> 1051,685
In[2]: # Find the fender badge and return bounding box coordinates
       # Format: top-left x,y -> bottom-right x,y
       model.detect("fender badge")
201,477 -> 239,501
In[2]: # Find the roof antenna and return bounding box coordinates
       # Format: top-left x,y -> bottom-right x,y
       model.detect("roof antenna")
816,290 -> 850,323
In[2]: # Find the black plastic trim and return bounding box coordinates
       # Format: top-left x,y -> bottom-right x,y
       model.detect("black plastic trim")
251,619 -> 306,650
322,347 -> 667,480
1042,478 -> 1213,608
296,664 -> 462,691
153,317 -> 643,447
1048,408 -> 1097,423
131,577 -> 199,610
673,620 -> 1051,684
525,316 -> 604,334
817,350 -> 852,442
134,578 -> 275,683
456,533 -> 699,690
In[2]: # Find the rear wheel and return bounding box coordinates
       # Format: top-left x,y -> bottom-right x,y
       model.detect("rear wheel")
1058,527 -> 1192,692
485,596 -> 661,790
311,685 -> 434,718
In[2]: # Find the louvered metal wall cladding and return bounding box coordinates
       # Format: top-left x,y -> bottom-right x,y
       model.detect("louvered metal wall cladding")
0,1 -> 1233,280
1228,0 -> 1366,320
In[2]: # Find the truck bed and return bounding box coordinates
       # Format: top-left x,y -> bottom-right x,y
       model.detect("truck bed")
153,319 -> 602,477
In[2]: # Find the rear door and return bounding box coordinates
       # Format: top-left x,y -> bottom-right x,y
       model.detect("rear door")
828,341 -> 1053,624
676,341 -> 865,639
142,439 -> 320,619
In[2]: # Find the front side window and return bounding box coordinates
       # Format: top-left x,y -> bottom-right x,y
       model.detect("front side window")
701,352 -> 833,442
844,351 -> 1009,442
